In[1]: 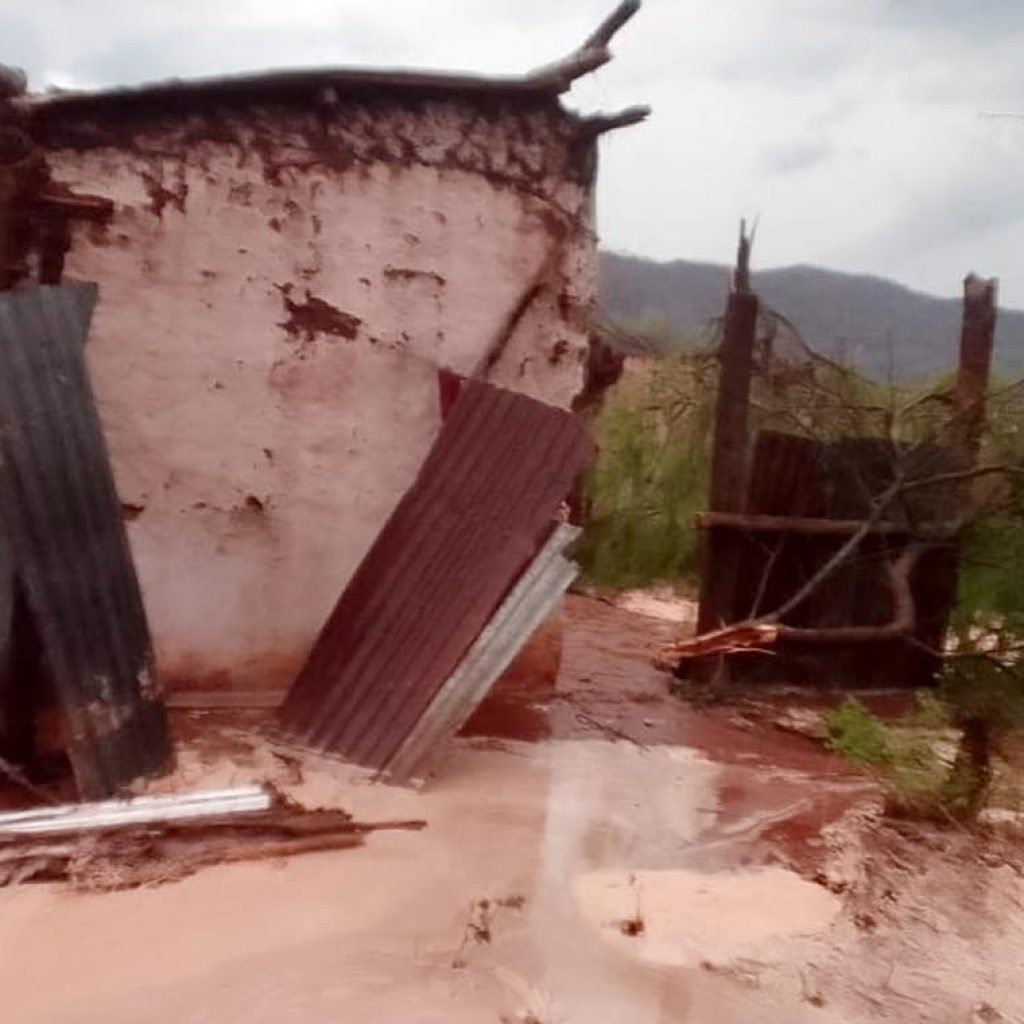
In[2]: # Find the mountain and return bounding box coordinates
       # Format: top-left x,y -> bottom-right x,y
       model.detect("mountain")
599,251 -> 1024,382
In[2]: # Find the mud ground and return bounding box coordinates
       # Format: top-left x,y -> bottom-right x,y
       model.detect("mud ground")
0,594 -> 1021,1023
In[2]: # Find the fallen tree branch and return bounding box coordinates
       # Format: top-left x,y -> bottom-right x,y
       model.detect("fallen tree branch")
662,543 -> 927,661
749,537 -> 783,618
674,453 -> 1022,669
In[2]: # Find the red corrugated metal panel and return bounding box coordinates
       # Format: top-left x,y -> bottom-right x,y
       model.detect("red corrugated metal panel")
437,368 -> 464,420
279,380 -> 591,768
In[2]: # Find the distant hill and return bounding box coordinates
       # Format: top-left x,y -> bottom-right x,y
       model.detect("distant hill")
600,251 -> 1024,382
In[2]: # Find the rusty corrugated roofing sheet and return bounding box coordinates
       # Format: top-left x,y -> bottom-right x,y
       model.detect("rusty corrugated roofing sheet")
279,380 -> 591,769
384,523 -> 580,784
0,283 -> 170,798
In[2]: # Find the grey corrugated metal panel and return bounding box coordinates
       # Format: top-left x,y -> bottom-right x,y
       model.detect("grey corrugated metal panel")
383,523 -> 578,782
0,283 -> 170,798
0,785 -> 272,836
384,524 -> 580,784
279,380 -> 591,770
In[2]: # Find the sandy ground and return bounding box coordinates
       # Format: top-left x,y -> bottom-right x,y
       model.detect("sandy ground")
0,595 -> 1021,1024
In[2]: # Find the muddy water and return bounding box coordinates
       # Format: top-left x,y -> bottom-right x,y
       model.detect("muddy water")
0,737 -> 849,1024
0,596 -> 866,1022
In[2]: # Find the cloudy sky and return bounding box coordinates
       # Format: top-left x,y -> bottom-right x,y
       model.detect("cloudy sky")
5,1 -> 1024,304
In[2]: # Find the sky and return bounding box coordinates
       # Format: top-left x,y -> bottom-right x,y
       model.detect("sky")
5,0 -> 1024,305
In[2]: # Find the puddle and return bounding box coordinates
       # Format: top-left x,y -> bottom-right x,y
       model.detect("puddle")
576,867 -> 839,967
615,589 -> 697,624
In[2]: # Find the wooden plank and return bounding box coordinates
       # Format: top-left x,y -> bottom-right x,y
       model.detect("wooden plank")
696,511 -> 916,536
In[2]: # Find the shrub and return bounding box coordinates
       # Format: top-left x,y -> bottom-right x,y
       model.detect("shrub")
824,698 -> 892,765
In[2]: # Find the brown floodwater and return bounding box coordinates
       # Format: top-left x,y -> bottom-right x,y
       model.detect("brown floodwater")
0,595 -> 875,1023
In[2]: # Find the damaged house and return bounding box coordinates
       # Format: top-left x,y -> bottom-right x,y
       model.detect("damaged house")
0,4 -> 645,794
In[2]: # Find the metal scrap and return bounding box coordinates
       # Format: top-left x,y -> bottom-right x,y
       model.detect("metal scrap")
0,283 -> 170,797
384,523 -> 581,782
0,786 -> 426,889
280,379 -> 591,771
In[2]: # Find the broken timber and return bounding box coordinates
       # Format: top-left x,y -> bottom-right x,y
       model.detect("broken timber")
0,785 -> 426,888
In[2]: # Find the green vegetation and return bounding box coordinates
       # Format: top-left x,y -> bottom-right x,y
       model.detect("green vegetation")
824,679 -> 1024,822
824,698 -> 892,765
576,316 -> 886,590
582,313 -> 1024,822
577,350 -> 714,589
824,694 -> 975,821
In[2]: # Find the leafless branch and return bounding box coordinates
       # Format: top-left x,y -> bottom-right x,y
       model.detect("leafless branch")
899,463 -> 1024,493
748,537 -> 782,618
664,542 -> 926,660
527,0 -> 641,92
577,105 -> 651,134
773,470 -> 906,620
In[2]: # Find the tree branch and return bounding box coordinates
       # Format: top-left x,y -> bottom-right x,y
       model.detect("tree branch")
662,470 -> 910,664
527,0 -> 641,92
899,463 -> 1024,493
576,105 -> 651,134
772,469 -> 906,620
662,542 -> 927,661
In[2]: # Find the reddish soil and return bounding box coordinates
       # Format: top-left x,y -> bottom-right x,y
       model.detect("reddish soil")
466,593 -> 854,775
460,593 -> 872,875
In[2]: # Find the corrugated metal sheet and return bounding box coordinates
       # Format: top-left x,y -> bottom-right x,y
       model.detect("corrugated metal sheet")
279,379 -> 591,768
0,546 -> 23,763
384,523 -> 580,783
0,785 -> 272,836
0,283 -> 170,797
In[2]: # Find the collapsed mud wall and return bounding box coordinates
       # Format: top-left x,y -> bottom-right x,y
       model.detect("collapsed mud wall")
35,92 -> 599,690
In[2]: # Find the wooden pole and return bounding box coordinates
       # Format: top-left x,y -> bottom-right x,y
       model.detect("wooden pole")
949,274 -> 997,805
693,224 -> 760,666
952,274 -> 997,463
705,290 -> 758,514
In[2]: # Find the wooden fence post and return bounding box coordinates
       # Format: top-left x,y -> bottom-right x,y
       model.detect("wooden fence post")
693,226 -> 760,670
953,274 -> 997,463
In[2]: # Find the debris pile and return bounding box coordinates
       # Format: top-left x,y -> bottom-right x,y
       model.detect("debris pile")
0,785 -> 425,889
